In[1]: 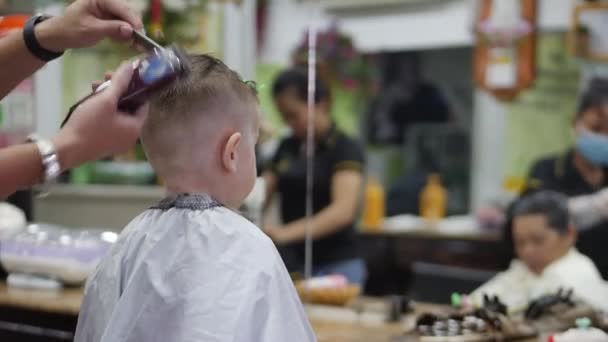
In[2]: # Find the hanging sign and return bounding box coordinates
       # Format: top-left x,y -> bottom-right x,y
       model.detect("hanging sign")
474,0 -> 537,102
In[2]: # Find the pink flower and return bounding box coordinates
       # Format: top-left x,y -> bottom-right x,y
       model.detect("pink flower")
343,78 -> 358,89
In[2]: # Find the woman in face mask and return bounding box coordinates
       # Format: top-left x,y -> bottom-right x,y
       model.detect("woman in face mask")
528,79 -> 608,197
523,77 -> 608,279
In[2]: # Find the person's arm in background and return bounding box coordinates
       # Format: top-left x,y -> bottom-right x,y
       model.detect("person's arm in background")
265,169 -> 363,244
0,0 -> 141,99
261,171 -> 278,226
524,157 -> 608,230
260,138 -> 285,227
0,62 -> 147,199
265,137 -> 365,244
569,188 -> 608,230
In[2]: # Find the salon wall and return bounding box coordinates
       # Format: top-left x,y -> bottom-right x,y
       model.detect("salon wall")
259,0 -> 473,64
474,0 -> 581,207
30,0 -> 583,228
258,0 -> 580,210
504,33 -> 580,179
259,0 -> 578,65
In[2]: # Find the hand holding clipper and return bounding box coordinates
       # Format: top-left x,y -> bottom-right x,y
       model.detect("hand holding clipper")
53,62 -> 149,170
61,34 -> 190,127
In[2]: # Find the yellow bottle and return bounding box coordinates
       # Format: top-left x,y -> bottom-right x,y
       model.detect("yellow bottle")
503,176 -> 526,194
362,177 -> 385,231
420,174 -> 447,221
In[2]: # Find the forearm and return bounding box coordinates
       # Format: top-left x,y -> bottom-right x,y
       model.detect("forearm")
1,0 -> 145,100
569,190 -> 608,230
0,134 -> 78,199
262,207 -> 276,228
282,204 -> 355,243
262,172 -> 277,212
0,144 -> 43,198
0,29 -> 46,100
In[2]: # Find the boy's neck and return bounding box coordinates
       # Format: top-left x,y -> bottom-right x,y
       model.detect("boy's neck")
165,181 -> 232,208
165,176 -> 239,210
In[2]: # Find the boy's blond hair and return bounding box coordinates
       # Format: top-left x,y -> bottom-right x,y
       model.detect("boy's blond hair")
142,54 -> 258,179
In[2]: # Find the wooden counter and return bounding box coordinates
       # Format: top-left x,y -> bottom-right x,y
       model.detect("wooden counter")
306,298 -> 441,342
0,284 -> 81,341
311,319 -> 539,342
0,283 -> 82,316
0,283 -> 424,341
306,300 -> 541,342
0,283 -> 541,342
312,319 -> 404,341
360,227 -> 501,242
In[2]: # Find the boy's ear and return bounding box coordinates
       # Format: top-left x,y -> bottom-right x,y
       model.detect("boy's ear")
222,132 -> 242,173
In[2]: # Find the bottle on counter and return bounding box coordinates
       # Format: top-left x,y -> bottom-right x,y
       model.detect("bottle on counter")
420,173 -> 447,221
362,176 -> 385,231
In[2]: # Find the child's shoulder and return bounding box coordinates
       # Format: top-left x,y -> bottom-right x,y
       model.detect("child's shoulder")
201,206 -> 267,235
119,205 -> 274,257
112,207 -> 282,282
186,207 -> 278,259
548,248 -> 602,279
563,249 -> 600,271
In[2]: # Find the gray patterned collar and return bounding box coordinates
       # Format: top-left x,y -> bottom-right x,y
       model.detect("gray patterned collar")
152,193 -> 223,211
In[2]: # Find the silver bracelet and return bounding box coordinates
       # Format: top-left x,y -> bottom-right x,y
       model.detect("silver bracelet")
27,134 -> 61,196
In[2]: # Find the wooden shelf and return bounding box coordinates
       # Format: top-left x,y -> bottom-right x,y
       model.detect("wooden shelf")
34,185 -> 166,231
45,184 -> 165,200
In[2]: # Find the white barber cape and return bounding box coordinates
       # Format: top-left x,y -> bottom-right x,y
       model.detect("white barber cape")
75,194 -> 316,342
471,249 -> 608,313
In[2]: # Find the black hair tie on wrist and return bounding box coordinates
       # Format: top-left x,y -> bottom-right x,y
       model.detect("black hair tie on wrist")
23,14 -> 64,62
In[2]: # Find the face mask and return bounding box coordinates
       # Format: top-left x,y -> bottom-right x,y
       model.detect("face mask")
575,130 -> 608,166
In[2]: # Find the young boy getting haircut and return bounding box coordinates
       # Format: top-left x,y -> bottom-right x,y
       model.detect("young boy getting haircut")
75,55 -> 316,342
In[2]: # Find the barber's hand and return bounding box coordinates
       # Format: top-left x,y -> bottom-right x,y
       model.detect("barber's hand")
92,71 -> 114,91
35,0 -> 143,52
52,62 -> 148,170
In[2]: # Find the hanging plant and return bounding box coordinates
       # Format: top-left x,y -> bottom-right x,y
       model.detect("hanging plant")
58,0 -> 210,56
291,23 -> 376,96
142,0 -> 207,46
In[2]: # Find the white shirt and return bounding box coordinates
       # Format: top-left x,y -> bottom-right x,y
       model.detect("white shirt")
471,249 -> 608,313
75,194 -> 316,342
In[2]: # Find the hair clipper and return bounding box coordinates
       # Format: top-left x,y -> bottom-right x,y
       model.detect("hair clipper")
61,37 -> 190,127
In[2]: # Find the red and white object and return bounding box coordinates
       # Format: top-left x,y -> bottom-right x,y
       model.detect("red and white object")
549,328 -> 608,342
0,15 -> 36,147
302,275 -> 349,289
